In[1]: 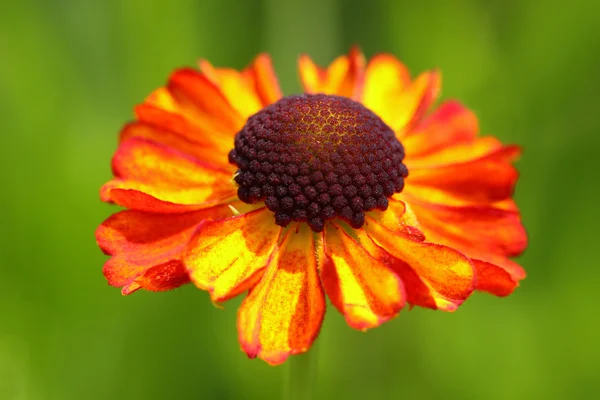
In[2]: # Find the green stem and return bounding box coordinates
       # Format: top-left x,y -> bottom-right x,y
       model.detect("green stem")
283,347 -> 318,400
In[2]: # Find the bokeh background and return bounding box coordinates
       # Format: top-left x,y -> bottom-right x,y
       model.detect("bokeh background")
2,0 -> 599,399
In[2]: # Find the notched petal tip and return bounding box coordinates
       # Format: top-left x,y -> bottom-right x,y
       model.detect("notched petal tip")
97,206 -> 234,294
322,223 -> 406,330
361,54 -> 441,135
364,219 -> 476,311
248,53 -> 283,105
298,47 -> 366,100
237,225 -> 325,365
473,259 -> 521,297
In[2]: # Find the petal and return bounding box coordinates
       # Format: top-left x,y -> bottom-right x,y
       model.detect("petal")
102,137 -> 236,208
298,46 -> 365,100
407,201 -> 528,258
402,100 -> 478,157
96,205 -> 234,294
238,224 -> 325,365
185,208 -> 281,302
120,120 -> 232,169
395,187 -> 494,209
200,54 -> 281,116
405,147 -> 521,203
118,261 -> 189,295
367,197 -> 425,241
492,198 -> 520,212
165,68 -> 244,135
245,53 -> 283,106
198,60 -> 264,119
321,223 -> 405,330
405,196 -> 527,295
365,207 -> 475,311
99,185 -> 230,214
472,259 -> 520,297
362,54 -> 440,134
352,230 -> 439,310
472,254 -> 526,283
406,138 -> 519,169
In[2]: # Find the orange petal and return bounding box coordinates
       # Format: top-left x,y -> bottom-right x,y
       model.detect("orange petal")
298,46 -> 365,100
351,230 -> 436,310
100,186 -> 229,214
245,53 -> 283,106
321,223 -> 405,330
238,224 -> 325,365
367,197 -> 425,241
406,136 -> 519,169
199,61 -> 263,119
166,68 -> 244,135
405,147 -> 520,203
119,120 -> 232,169
200,54 -> 282,116
102,137 -> 236,208
117,261 -> 188,295
472,259 -> 520,297
472,253 -> 526,283
185,208 -> 281,302
402,101 -> 478,158
365,209 -> 475,311
362,54 -> 440,134
492,198 -> 520,212
405,195 -> 527,293
96,205 -> 233,294
134,101 -> 234,152
408,201 -> 528,258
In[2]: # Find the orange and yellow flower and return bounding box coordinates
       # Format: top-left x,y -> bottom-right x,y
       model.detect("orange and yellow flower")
96,47 -> 527,365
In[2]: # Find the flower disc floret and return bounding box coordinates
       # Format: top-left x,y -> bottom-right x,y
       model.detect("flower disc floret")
229,94 -> 408,232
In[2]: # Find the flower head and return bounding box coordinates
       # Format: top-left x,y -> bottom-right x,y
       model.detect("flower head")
96,48 -> 527,365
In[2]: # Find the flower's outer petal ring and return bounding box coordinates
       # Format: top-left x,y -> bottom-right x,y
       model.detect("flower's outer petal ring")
471,254 -> 526,283
353,230 -> 442,310
406,136 -> 508,169
405,147 -> 521,203
361,54 -> 411,129
166,68 -> 244,135
402,100 -> 478,157
238,224 -> 325,365
198,61 -> 264,119
115,260 -> 189,295
298,46 -> 365,101
185,208 -> 281,302
365,209 -> 476,311
246,53 -> 283,106
472,259 -> 520,297
408,201 -> 528,258
127,110 -> 233,169
366,198 -> 425,241
96,205 -> 233,294
322,223 -> 405,330
100,185 -> 235,214
103,137 -> 237,209
200,53 -> 282,117
403,198 -> 527,296
361,54 -> 440,135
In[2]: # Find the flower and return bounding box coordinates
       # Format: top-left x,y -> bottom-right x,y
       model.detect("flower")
96,47 -> 527,365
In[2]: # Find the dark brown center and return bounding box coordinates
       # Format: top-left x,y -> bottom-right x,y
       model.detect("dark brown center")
228,94 -> 408,232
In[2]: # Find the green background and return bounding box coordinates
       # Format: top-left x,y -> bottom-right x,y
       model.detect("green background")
2,0 -> 599,399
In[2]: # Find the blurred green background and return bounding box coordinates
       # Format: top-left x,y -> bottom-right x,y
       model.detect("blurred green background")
2,0 -> 599,399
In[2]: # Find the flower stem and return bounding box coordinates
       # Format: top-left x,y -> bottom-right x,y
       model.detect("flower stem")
283,347 -> 318,400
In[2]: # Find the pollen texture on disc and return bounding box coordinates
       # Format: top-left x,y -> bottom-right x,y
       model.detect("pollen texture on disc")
228,94 -> 409,232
